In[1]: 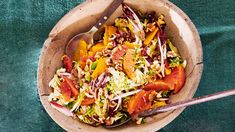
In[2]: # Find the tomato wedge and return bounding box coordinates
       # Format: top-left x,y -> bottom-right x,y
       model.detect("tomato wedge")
127,90 -> 153,116
81,98 -> 95,106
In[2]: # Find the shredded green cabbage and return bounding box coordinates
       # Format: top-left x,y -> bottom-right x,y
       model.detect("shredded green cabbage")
71,92 -> 85,112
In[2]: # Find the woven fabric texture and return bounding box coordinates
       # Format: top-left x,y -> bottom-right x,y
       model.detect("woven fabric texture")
0,0 -> 234,131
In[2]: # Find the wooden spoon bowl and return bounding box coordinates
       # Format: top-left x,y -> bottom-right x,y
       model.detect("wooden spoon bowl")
37,0 -> 203,131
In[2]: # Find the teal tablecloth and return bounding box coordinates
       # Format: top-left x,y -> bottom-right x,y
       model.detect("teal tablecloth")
0,0 -> 234,131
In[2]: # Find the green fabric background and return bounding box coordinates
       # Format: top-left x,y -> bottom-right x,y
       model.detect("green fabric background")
0,0 -> 234,131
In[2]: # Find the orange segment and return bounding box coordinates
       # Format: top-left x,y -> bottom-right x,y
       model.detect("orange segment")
63,77 -> 79,97
124,41 -> 135,49
144,80 -> 170,91
111,45 -> 128,64
73,40 -> 88,62
91,57 -> 107,79
127,90 -> 152,115
103,25 -> 117,46
164,65 -> 186,93
144,28 -> 158,46
81,98 -> 95,106
144,65 -> 186,93
90,42 -> 105,53
123,49 -> 136,80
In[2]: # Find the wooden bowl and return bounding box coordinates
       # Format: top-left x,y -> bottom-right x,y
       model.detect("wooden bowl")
37,0 -> 203,131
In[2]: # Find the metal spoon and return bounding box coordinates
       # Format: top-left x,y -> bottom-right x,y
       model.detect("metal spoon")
105,88 -> 235,128
66,0 -> 124,58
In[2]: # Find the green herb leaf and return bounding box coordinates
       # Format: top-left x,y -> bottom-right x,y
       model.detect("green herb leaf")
169,57 -> 183,68
162,90 -> 170,98
91,61 -> 98,70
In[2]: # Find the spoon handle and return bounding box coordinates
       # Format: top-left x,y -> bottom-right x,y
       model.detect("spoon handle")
94,0 -> 124,29
139,88 -> 235,117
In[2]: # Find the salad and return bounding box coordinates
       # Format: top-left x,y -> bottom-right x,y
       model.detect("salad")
48,4 -> 186,126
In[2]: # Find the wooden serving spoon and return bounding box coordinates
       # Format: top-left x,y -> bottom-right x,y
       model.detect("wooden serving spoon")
105,88 -> 235,128
66,0 -> 124,58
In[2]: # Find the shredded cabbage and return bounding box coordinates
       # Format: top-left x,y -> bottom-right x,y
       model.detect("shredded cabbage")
70,92 -> 85,112
107,67 -> 139,94
49,74 -> 61,89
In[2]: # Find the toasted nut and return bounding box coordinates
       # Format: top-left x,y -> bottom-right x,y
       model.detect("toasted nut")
94,51 -> 103,59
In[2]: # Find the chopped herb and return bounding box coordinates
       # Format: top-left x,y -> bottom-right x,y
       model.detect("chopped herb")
169,57 -> 183,68
91,61 -> 98,70
64,101 -> 76,109
162,91 -> 170,98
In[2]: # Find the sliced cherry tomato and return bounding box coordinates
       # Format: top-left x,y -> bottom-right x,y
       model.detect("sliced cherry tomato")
81,98 -> 95,106
62,55 -> 73,73
127,90 -> 153,116
63,77 -> 79,97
